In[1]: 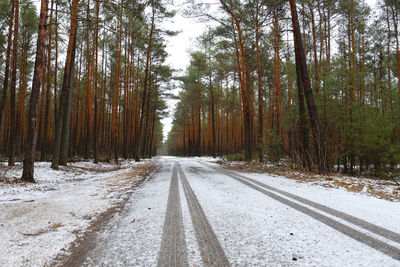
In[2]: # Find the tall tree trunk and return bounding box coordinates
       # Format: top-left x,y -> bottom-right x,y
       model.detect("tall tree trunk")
21,0 -> 49,182
135,1 -> 154,161
221,2 -> 252,161
93,0 -> 100,163
390,5 -> 400,99
289,0 -> 327,172
53,0 -> 58,139
197,88 -> 201,156
273,10 -> 283,148
143,61 -> 153,158
8,0 -> 20,166
51,0 -> 79,169
59,36 -> 77,165
16,43 -> 27,154
255,4 -> 263,162
84,0 -> 94,160
308,0 -> 320,92
0,0 -> 15,152
209,76 -> 216,158
41,0 -> 54,160
148,89 -> 158,157
386,6 -> 394,118
112,0 -> 123,163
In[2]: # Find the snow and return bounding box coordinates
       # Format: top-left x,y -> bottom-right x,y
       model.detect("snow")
0,159 -> 156,267
188,157 -> 400,266
218,160 -> 400,201
1,156 -> 399,266
205,159 -> 400,234
180,178 -> 204,266
82,158 -> 204,266
83,159 -> 172,266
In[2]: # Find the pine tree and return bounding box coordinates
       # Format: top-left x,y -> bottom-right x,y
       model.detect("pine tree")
21,0 -> 49,182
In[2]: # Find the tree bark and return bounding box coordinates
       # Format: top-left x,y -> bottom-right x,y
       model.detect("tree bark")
41,0 -> 54,161
93,0 -> 100,163
111,0 -> 123,163
59,36 -> 77,165
21,0 -> 49,182
0,0 -> 15,153
255,3 -> 263,162
289,0 -> 327,172
8,0 -> 20,166
221,1 -> 252,161
135,1 -> 154,161
52,0 -> 79,169
389,4 -> 400,99
53,0 -> 59,138
308,0 -> 320,92
209,76 -> 216,158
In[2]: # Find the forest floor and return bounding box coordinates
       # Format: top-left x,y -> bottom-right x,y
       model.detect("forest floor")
219,160 -> 400,202
0,158 -> 157,267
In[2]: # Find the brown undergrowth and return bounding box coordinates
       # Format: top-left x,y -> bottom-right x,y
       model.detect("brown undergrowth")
220,161 -> 400,201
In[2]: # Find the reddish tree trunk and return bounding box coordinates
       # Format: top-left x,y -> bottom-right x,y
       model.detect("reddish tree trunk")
21,0 -> 49,182
135,2 -> 154,161
8,0 -> 19,166
289,0 -> 327,172
51,0 -> 79,169
0,0 -> 15,152
255,4 -> 263,162
41,0 -> 54,160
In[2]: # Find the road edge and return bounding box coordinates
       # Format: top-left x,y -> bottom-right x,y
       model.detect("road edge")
52,161 -> 161,267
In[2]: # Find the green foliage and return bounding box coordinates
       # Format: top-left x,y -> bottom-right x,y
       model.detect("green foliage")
18,0 -> 38,80
225,152 -> 245,162
352,109 -> 400,174
0,0 -> 11,73
266,130 -> 284,163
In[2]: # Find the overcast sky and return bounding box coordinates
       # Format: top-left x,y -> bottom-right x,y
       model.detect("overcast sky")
33,0 -> 378,141
161,0 -> 213,141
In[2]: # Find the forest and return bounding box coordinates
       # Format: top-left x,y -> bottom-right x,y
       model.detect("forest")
167,0 -> 400,178
0,0 -> 399,183
0,0 -> 172,182
2,1 -> 400,265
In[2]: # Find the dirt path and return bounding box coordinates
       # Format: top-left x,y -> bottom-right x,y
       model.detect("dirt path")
177,164 -> 230,267
158,165 -> 188,266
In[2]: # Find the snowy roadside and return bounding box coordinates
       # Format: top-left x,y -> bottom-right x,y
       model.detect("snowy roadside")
216,160 -> 400,201
0,159 -> 158,267
202,158 -> 400,234
181,158 -> 400,266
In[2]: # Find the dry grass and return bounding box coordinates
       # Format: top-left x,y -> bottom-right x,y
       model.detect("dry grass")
366,186 -> 400,201
347,184 -> 365,192
49,223 -> 63,230
21,223 -> 63,237
221,161 -> 400,201
71,165 -> 129,173
332,180 -> 365,192
0,178 -> 21,184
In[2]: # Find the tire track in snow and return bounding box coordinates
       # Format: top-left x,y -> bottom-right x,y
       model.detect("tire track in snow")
177,165 -> 230,267
158,165 -> 189,267
203,162 -> 400,244
200,162 -> 400,261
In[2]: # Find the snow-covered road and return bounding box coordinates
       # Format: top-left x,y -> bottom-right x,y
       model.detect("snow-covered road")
80,157 -> 400,266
